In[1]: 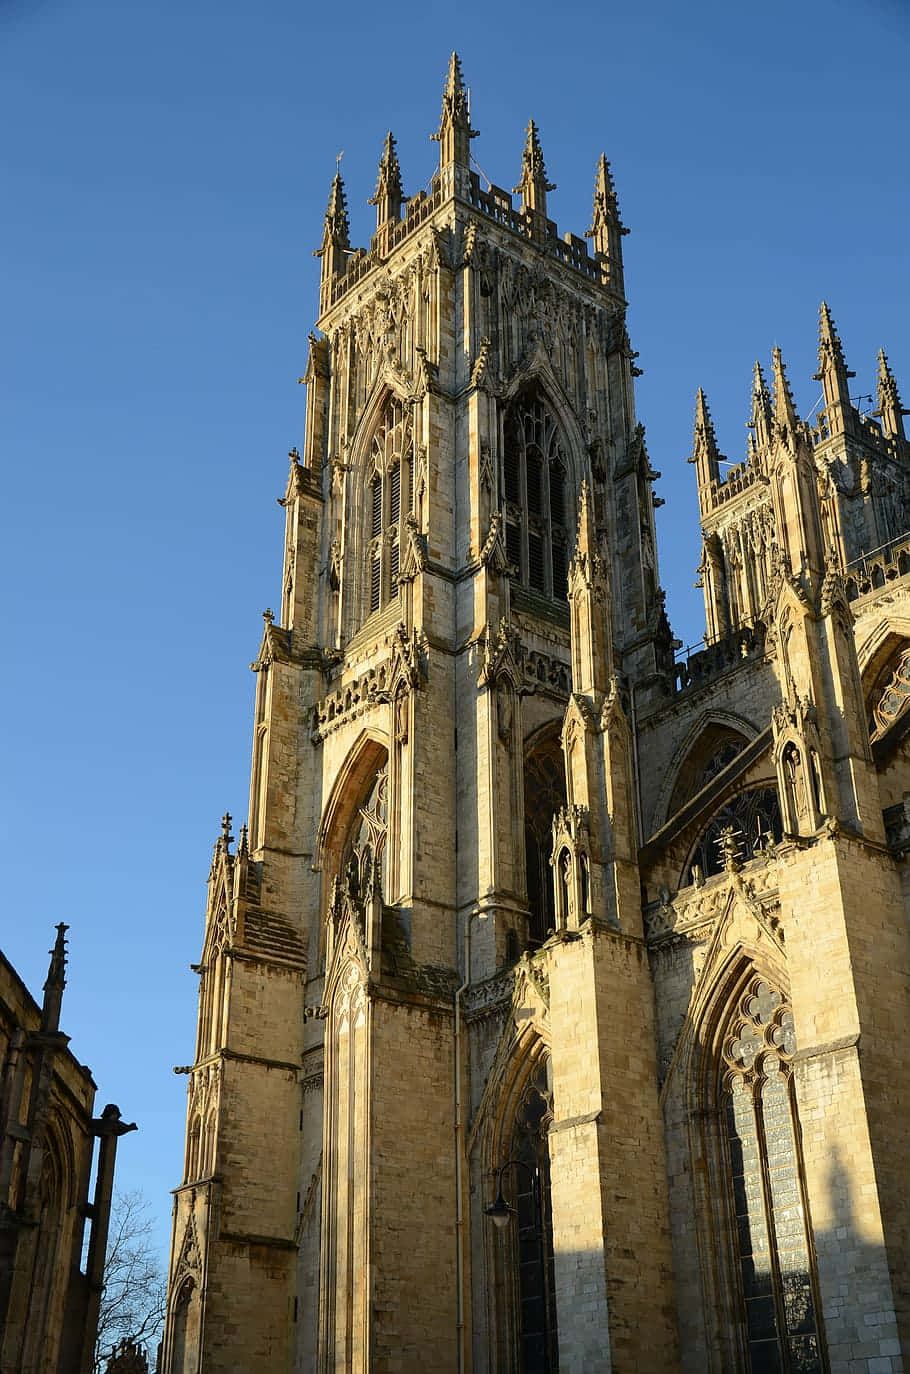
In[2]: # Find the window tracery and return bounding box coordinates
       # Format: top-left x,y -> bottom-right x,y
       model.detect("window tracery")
719,977 -> 824,1373
503,388 -> 571,602
869,643 -> 910,741
341,766 -> 388,898
690,786 -> 782,880
367,397 -> 412,617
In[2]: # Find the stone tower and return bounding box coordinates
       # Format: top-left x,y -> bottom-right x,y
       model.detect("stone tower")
162,56 -> 910,1374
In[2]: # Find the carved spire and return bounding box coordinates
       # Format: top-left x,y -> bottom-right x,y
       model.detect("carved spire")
772,347 -> 800,439
41,922 -> 69,1033
432,52 -> 477,172
875,348 -> 908,442
748,360 -> 773,456
514,119 -> 555,217
814,301 -> 854,419
320,171 -> 350,251
369,131 -> 404,230
688,388 -> 722,490
567,481 -> 613,697
315,168 -> 351,302
586,153 -> 627,292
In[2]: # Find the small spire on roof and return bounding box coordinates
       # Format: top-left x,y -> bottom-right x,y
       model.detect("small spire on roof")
514,119 -> 555,216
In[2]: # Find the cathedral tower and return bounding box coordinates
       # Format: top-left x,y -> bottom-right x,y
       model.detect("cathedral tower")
162,57 -> 676,1373
163,57 -> 910,1374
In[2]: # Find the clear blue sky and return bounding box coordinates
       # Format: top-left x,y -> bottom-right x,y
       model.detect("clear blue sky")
2,0 -> 908,1267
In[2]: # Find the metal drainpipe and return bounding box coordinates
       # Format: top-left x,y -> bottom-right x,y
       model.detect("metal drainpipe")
454,908 -> 475,1374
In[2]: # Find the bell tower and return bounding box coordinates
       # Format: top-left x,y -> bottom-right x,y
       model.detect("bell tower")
163,56 -> 678,1374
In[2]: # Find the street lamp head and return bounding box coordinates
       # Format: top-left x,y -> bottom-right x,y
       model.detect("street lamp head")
484,1188 -> 511,1229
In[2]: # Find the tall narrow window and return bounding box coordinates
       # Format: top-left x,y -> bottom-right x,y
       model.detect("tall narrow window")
523,733 -> 567,946
365,396 -> 412,622
502,387 -> 572,603
508,1063 -> 558,1374
720,977 -> 824,1373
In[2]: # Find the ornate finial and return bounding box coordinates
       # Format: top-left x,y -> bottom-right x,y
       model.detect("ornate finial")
814,301 -> 854,407
319,171 -> 350,250
771,347 -> 799,434
288,446 -> 300,466
220,812 -> 233,849
514,119 -> 555,214
40,922 -> 69,1033
262,608 -> 274,625
369,131 -> 404,212
688,388 -> 722,485
237,823 -> 249,859
438,52 -> 472,129
875,347 -> 908,441
587,153 -> 626,241
432,52 -> 477,167
748,360 -> 773,454
717,825 -> 743,872
45,923 -> 69,993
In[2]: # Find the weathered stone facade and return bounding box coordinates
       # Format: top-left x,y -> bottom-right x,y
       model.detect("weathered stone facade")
162,55 -> 910,1374
0,927 -> 136,1374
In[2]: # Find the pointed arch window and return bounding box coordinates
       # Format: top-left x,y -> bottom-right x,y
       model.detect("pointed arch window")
503,387 -> 571,603
367,396 -> 412,616
717,976 -> 825,1373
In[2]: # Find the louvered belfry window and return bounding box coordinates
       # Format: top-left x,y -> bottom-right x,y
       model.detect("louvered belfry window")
502,387 -> 570,603
367,396 -> 412,617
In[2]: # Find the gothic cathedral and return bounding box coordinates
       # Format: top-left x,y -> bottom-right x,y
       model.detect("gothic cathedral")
161,56 -> 910,1374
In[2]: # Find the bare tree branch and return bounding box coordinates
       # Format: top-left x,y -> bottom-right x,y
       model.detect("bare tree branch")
94,1189 -> 166,1372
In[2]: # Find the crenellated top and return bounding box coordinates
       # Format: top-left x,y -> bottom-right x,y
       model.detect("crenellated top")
315,55 -> 623,317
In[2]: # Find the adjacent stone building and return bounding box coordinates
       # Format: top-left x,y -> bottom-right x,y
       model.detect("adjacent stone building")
0,927 -> 136,1373
161,56 -> 910,1373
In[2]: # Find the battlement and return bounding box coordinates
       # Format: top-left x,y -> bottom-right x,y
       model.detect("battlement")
323,169 -> 606,314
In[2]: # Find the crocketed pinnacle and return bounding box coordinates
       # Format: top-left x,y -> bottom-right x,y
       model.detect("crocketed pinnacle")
749,360 -> 773,451
772,347 -> 799,433
815,301 -> 854,392
369,131 -> 403,206
876,348 -> 908,440
514,119 -> 555,200
587,153 -> 625,236
41,922 -> 69,1033
321,172 -> 350,249
688,388 -> 722,484
44,923 -> 69,996
437,52 -> 474,135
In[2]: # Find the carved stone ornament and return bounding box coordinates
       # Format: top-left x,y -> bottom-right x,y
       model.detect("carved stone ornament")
477,509 -> 510,575
397,514 -> 429,582
470,336 -> 496,392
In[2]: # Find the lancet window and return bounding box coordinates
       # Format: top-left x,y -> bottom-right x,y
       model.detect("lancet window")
503,387 -> 570,602
367,396 -> 412,616
502,1062 -> 558,1374
718,976 -> 824,1373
